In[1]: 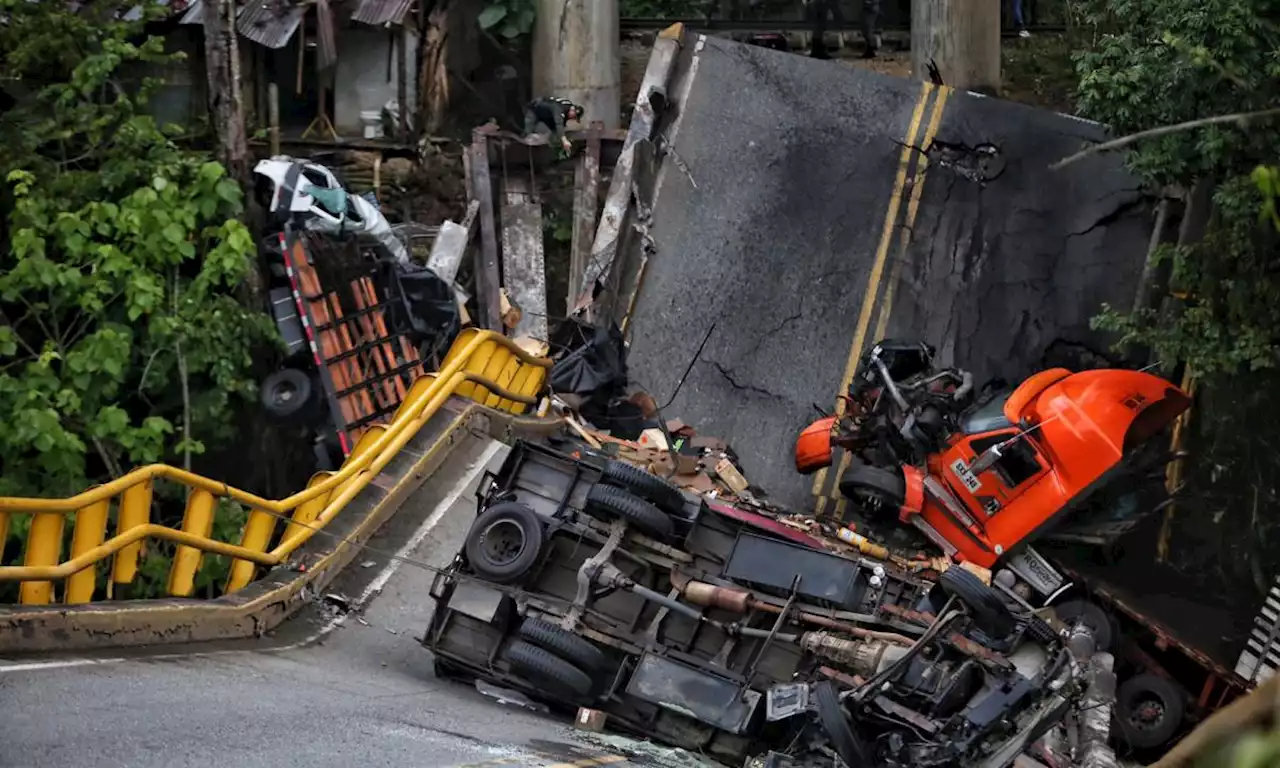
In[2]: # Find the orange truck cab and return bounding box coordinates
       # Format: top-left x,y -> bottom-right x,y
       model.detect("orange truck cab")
898,368 -> 1192,570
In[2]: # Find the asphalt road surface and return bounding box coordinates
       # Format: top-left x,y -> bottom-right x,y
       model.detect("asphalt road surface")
0,440 -> 716,768
623,36 -> 1151,511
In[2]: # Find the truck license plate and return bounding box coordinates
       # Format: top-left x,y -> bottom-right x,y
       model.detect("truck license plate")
950,459 -> 982,493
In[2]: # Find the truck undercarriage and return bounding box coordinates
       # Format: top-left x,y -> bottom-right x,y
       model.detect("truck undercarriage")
424,440 -> 1119,767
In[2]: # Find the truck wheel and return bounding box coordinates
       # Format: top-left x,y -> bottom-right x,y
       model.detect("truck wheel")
261,368 -> 313,421
600,460 -> 686,515
1115,673 -> 1185,749
814,681 -> 869,767
503,639 -> 593,697
939,566 -> 1016,639
1054,600 -> 1115,653
464,502 -> 545,584
838,462 -> 906,516
585,484 -> 674,539
518,617 -> 606,672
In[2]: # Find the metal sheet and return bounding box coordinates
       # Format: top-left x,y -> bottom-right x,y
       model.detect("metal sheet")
450,580 -> 504,624
351,0 -> 413,27
723,532 -> 867,610
625,653 -> 761,735
237,0 -> 306,49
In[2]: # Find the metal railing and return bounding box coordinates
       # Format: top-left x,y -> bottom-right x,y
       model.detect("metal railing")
0,329 -> 550,606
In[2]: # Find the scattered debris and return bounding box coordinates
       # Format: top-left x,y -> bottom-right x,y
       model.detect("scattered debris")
322,593 -> 351,612
474,680 -> 550,713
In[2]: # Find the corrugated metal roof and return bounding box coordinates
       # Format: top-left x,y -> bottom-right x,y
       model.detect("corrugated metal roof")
350,0 -> 413,27
237,1 -> 306,49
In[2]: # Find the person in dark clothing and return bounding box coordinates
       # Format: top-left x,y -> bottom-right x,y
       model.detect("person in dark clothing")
860,0 -> 881,58
1011,0 -> 1030,37
807,0 -> 879,60
522,96 -> 584,157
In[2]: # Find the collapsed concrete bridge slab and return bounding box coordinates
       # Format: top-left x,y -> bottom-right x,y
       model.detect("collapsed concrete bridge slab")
606,32 -> 1152,510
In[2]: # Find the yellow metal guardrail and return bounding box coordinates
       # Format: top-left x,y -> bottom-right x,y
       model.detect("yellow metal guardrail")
0,329 -> 550,606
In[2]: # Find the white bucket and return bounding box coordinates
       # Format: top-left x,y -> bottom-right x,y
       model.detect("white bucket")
360,110 -> 383,139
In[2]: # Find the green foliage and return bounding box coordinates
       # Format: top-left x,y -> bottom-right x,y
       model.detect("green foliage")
619,0 -> 706,17
0,1 -> 276,595
1075,0 -> 1280,373
1094,175 -> 1280,372
478,0 -> 536,40
1254,164 -> 1280,231
1074,0 -> 1280,373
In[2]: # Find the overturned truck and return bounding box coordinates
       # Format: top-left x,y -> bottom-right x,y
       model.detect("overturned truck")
424,440 -> 1118,767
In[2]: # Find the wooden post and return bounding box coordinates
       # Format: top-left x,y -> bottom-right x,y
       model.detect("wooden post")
910,0 -> 1001,94
470,131 -> 503,331
268,82 -> 280,156
568,127 -> 602,313
397,24 -> 410,141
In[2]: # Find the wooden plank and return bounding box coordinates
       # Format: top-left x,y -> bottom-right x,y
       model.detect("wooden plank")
469,131 -> 503,330
499,175 -> 549,341
568,128 -> 602,312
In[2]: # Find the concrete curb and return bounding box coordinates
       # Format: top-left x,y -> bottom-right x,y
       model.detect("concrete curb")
0,401 -> 561,654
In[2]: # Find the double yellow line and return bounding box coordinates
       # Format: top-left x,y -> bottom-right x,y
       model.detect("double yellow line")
812,81 -> 953,516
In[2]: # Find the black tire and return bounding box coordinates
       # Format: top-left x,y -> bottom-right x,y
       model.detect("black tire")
939,566 -> 1016,639
584,484 -> 674,539
1054,600 -> 1115,653
599,460 -> 686,515
463,502 -> 545,584
839,462 -> 906,514
814,681 -> 868,767
1115,673 -> 1186,749
503,639 -> 594,697
261,368 -> 313,421
518,617 -> 606,672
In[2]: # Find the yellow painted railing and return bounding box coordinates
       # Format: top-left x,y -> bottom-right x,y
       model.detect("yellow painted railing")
0,329 -> 550,606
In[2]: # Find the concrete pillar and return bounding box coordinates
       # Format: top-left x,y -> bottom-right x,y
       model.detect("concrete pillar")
532,0 -> 621,129
910,0 -> 1001,94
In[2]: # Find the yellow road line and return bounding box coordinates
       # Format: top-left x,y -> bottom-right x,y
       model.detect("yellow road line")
833,85 -> 953,518
812,81 -> 937,515
547,756 -> 629,768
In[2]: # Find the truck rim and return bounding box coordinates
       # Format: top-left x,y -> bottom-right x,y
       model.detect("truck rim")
480,519 -> 527,566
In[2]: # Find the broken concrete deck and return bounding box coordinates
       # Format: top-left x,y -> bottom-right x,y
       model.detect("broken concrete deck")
621,35 -> 1152,510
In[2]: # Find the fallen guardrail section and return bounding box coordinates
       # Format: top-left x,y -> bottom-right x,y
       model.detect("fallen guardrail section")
0,329 -> 552,652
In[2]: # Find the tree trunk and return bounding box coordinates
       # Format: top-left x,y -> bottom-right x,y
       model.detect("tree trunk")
911,0 -> 1001,94
202,0 -> 265,308
202,0 -> 251,187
